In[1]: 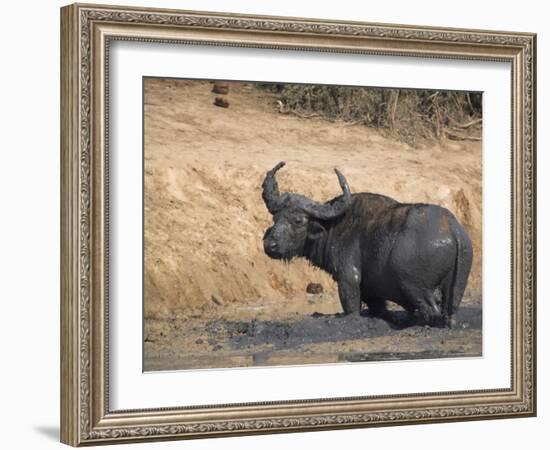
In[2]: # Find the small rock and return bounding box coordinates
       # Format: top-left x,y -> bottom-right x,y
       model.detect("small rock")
213,344 -> 223,351
214,97 -> 229,108
212,83 -> 229,95
211,295 -> 223,306
207,338 -> 217,346
306,282 -> 323,295
195,338 -> 204,345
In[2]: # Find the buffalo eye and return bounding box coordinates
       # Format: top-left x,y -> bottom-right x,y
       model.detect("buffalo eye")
292,215 -> 307,226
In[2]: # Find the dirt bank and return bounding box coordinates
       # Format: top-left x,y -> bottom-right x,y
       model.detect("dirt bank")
144,78 -> 482,320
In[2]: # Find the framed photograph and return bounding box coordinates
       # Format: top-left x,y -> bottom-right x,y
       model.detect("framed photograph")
60,3 -> 536,446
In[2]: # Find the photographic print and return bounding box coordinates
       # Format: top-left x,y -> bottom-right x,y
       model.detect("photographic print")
143,78 -> 483,372
61,5 -> 536,444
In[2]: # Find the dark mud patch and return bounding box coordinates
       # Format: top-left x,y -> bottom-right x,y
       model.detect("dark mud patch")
144,306 -> 482,371
207,306 -> 482,351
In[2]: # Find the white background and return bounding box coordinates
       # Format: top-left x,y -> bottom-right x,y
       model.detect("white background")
0,0 -> 546,449
110,43 -> 511,409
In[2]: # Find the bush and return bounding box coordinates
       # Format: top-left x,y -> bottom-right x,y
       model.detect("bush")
259,83 -> 482,147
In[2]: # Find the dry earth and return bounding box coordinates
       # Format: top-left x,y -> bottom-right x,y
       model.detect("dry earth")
143,78 -> 482,371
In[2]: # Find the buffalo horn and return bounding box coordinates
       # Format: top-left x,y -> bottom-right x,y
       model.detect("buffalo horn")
302,168 -> 352,219
262,161 -> 287,214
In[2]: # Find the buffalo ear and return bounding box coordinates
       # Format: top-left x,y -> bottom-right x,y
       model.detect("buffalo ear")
308,221 -> 326,240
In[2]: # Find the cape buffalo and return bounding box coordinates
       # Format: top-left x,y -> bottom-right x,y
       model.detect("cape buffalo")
261,162 -> 473,328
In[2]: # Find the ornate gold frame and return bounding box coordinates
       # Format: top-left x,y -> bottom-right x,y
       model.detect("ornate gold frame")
60,3 -> 536,446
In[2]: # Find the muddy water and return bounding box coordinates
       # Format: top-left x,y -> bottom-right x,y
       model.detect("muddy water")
143,305 -> 482,372
210,306 -> 481,349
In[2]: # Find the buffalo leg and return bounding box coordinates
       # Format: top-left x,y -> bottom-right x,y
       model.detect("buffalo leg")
446,315 -> 457,329
401,284 -> 444,326
337,281 -> 361,316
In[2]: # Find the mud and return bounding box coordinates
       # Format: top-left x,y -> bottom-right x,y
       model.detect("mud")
209,306 -> 481,350
143,301 -> 482,371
